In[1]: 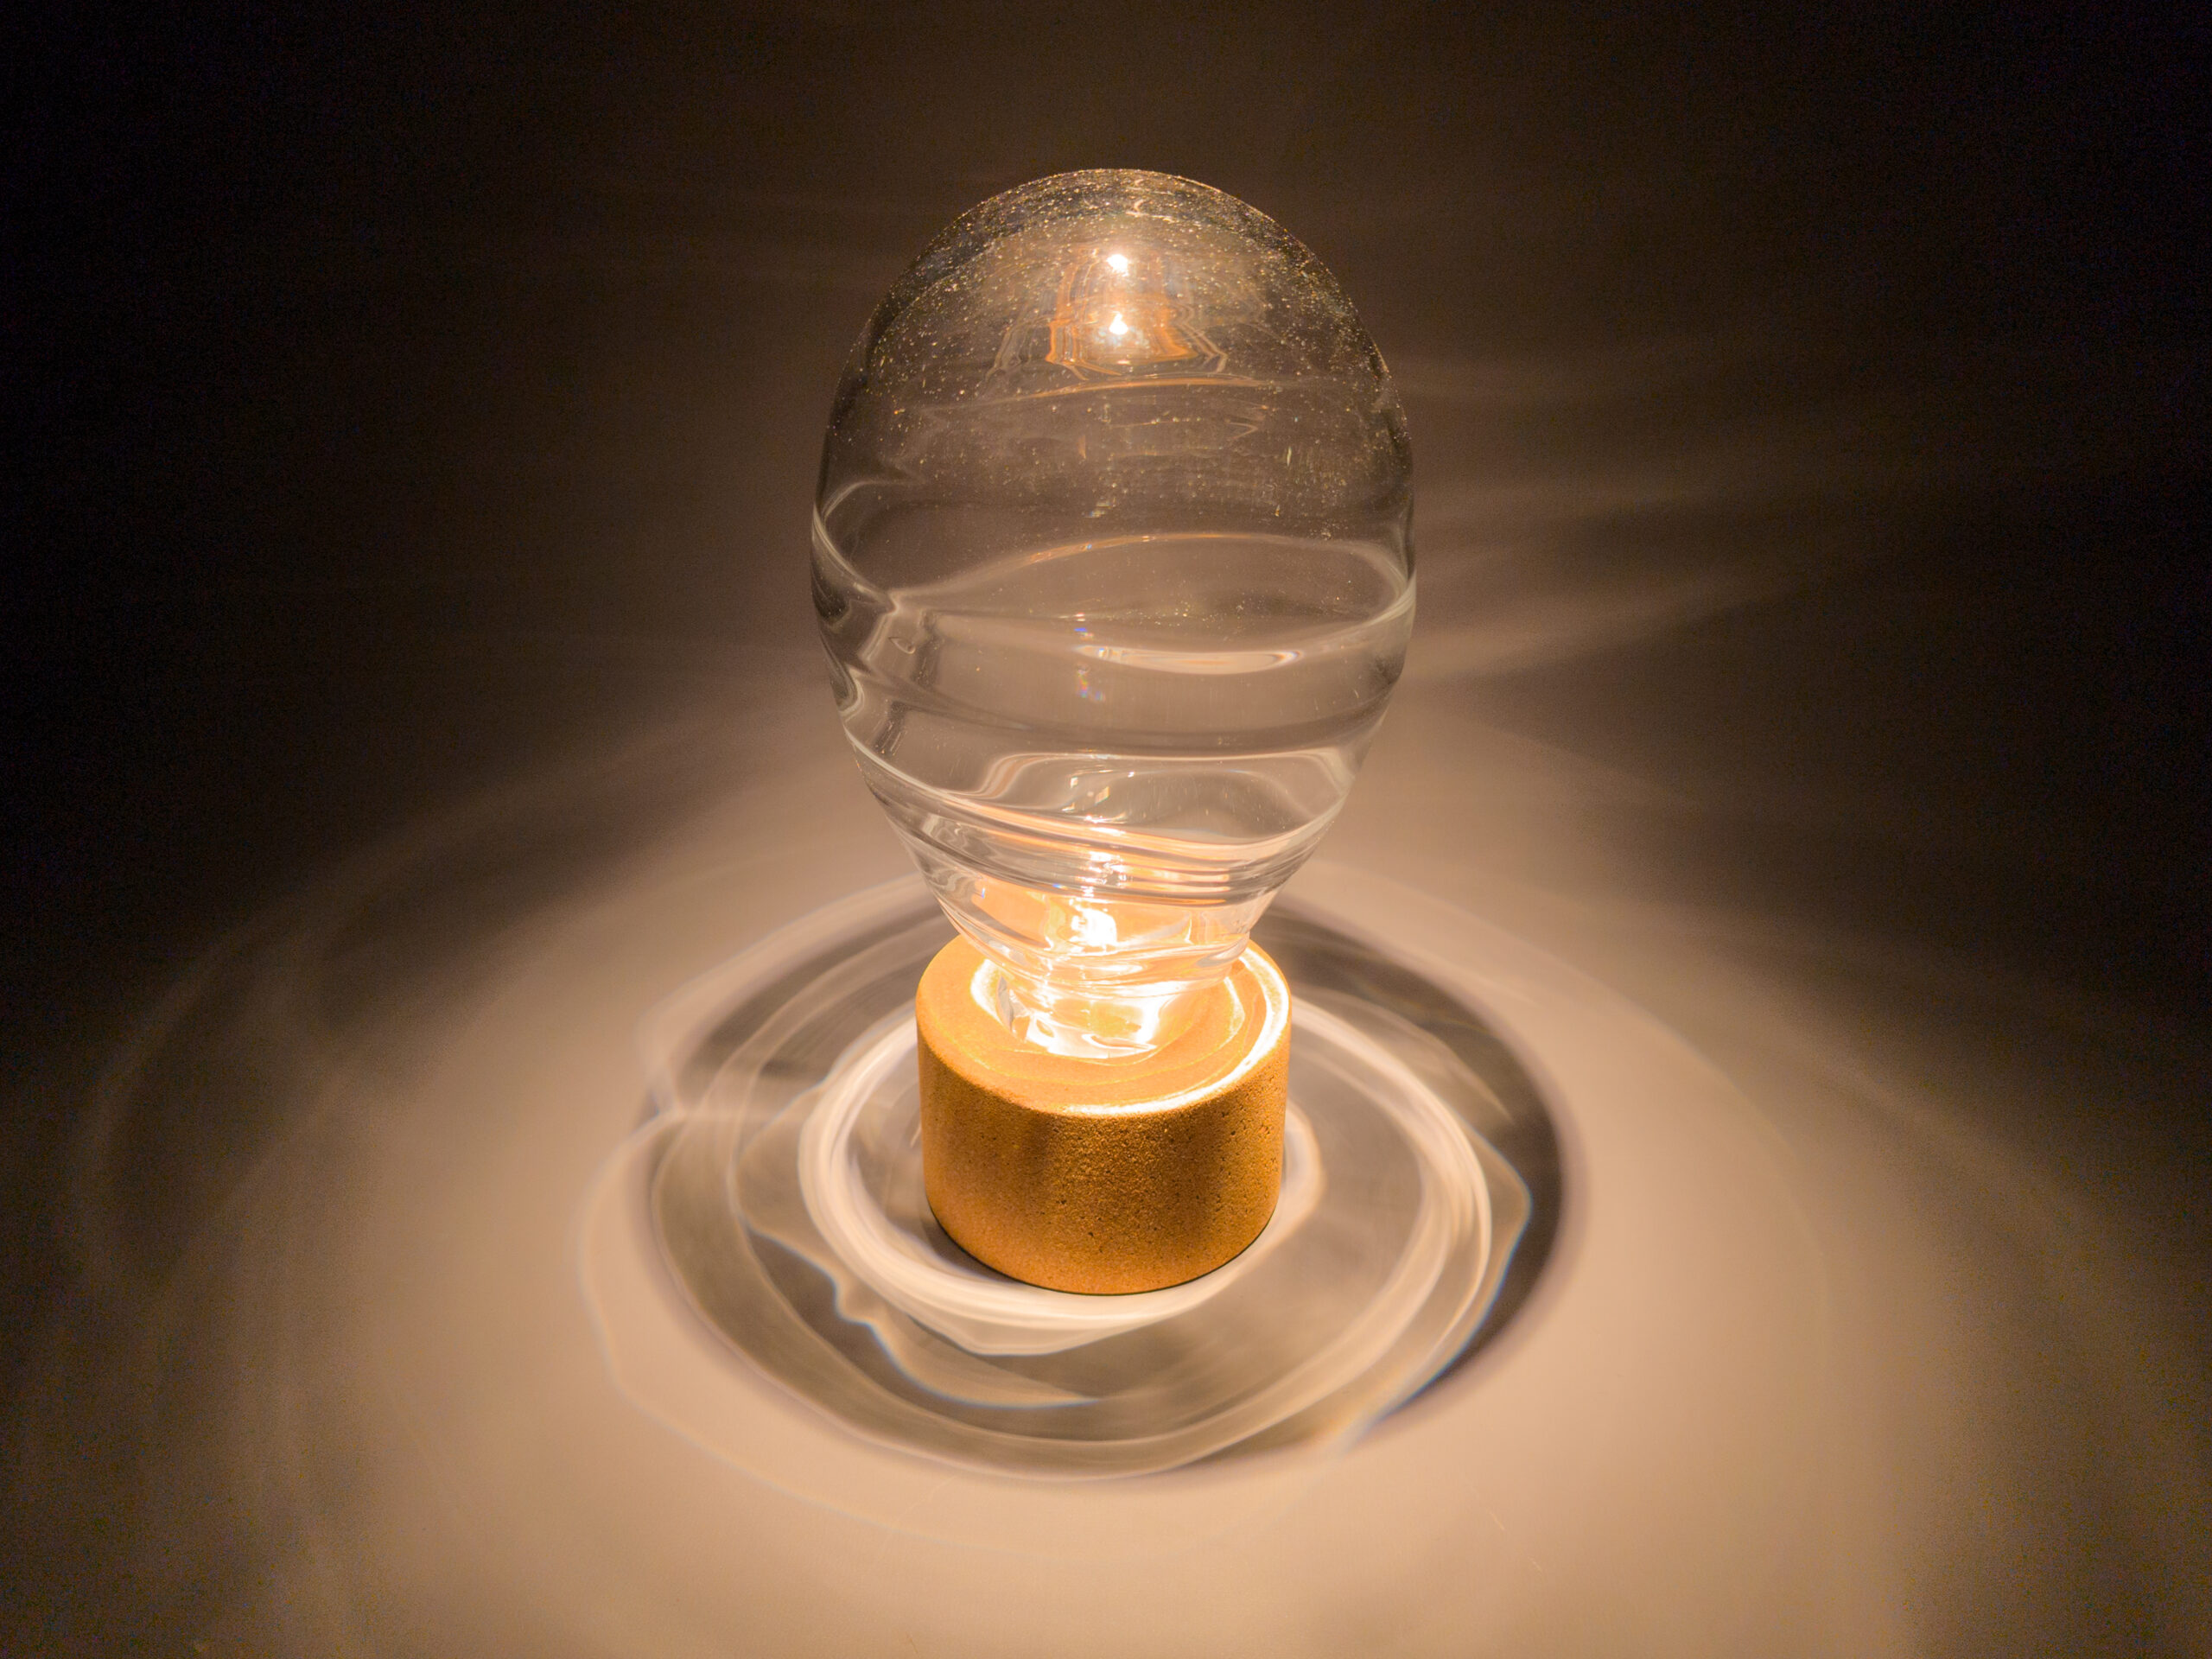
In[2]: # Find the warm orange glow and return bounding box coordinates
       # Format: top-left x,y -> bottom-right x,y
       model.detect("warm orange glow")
1044,245 -> 1222,377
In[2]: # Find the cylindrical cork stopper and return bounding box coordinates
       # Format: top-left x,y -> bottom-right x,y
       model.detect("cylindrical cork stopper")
915,937 -> 1290,1294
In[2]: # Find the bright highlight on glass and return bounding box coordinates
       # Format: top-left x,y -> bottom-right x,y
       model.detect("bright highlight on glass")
812,170 -> 1414,1057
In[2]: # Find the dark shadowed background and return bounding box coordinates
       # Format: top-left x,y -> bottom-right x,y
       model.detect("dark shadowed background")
4,3 -> 2207,1653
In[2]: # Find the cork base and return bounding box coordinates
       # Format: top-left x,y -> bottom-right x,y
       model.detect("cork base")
915,938 -> 1290,1294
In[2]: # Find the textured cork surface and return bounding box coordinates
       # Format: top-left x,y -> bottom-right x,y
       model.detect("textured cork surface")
915,938 -> 1290,1294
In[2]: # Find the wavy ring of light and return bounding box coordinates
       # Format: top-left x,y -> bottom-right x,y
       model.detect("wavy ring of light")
796,1012 -> 1326,1356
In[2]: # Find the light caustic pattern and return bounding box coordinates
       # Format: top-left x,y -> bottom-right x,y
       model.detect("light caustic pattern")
5,696 -> 2204,1656
588,875 -> 1523,1478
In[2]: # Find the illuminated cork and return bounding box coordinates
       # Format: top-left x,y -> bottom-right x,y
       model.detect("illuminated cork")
916,936 -> 1289,1294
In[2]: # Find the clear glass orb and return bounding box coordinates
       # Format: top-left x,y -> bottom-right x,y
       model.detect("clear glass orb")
812,169 -> 1413,1057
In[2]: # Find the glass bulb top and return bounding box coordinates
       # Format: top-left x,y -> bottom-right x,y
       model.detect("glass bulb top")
813,169 -> 1413,1056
